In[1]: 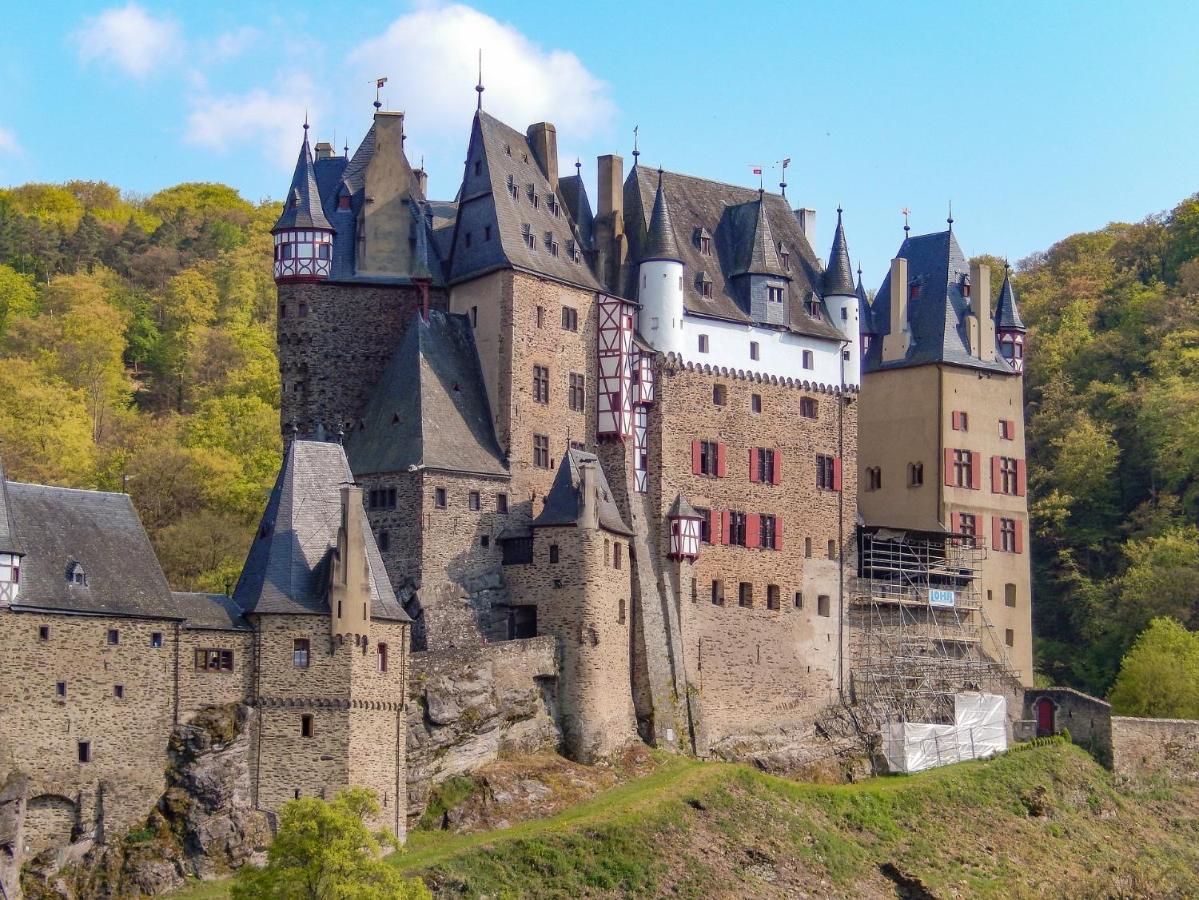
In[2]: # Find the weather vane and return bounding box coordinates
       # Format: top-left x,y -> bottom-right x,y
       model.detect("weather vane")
372,76 -> 388,110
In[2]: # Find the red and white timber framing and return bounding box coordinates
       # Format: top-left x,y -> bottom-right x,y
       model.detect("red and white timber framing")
597,294 -> 636,439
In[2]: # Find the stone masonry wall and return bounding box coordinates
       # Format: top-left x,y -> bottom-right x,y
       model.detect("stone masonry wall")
1023,688 -> 1113,764
1111,716 -> 1199,780
278,281 -> 447,437
177,628 -> 254,724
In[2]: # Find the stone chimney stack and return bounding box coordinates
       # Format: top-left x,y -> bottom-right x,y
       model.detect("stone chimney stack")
594,154 -> 626,294
314,142 -> 334,160
526,122 -> 559,193
970,261 -> 994,361
578,460 -> 598,531
330,484 -> 372,640
413,168 -> 428,199
794,208 -> 817,247
882,257 -> 910,363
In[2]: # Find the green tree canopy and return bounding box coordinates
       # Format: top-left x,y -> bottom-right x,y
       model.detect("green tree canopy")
1109,617 -> 1199,718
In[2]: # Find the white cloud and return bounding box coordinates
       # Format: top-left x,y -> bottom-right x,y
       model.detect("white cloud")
185,75 -> 321,170
0,126 -> 20,156
209,26 -> 261,62
73,3 -> 183,79
348,2 -> 615,142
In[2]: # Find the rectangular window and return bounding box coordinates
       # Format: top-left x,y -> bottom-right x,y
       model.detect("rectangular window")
800,397 -> 817,418
754,448 -> 777,484
952,410 -> 969,431
816,454 -> 837,490
767,584 -> 781,610
378,530 -> 390,552
695,507 -> 711,543
700,235 -> 712,255
497,493 -> 508,514
802,349 -> 814,369
549,544 -> 560,564
434,487 -> 447,509
1005,583 -> 1017,607
533,365 -> 550,404
561,306 -> 578,331
767,286 -> 784,304
701,280 -> 713,299
738,582 -> 753,608
114,684 -> 124,699
751,393 -> 762,414
698,440 -> 721,477
698,334 -> 710,353
867,467 -> 881,490
378,643 -> 389,673
613,542 -> 622,569
711,579 -> 724,605
195,649 -> 234,673
805,537 -> 813,558
750,341 -> 760,360
1000,518 -> 1018,552
1005,628 -> 1014,648
998,456 -> 1019,495
569,373 -> 586,411
293,638 -> 310,669
794,592 -> 803,609
469,491 -> 481,511
106,629 -> 119,645
953,449 -> 973,488
909,462 -> 924,486
38,625 -> 49,641
501,537 -> 534,566
150,632 -> 163,648
470,306 -> 478,327
1000,419 -> 1014,440
828,539 -> 837,560
301,714 -> 314,738
536,305 -> 545,328
533,434 -> 550,469
78,741 -> 91,763
508,605 -> 538,639
56,681 -> 66,697
728,511 -> 748,547
959,513 -> 977,539
712,384 -> 726,406
817,594 -> 831,617
760,514 -> 778,550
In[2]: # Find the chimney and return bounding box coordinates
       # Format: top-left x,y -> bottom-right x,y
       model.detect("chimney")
314,142 -> 334,160
578,460 -> 598,530
970,261 -> 994,361
372,110 -> 405,158
882,257 -> 910,362
597,154 -> 623,221
330,484 -> 372,639
526,122 -> 559,192
413,168 -> 428,199
794,208 -> 817,246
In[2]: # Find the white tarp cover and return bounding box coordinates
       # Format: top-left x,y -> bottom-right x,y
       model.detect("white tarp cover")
881,693 -> 1008,773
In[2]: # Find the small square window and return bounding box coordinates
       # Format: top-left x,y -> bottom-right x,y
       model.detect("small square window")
301,714 -> 314,738
469,491 -> 481,511
712,384 -> 726,406
497,493 -> 509,514
751,394 -> 762,414
38,625 -> 49,641
78,741 -> 92,763
150,632 -> 163,648
113,684 -> 124,699
106,629 -> 119,645
435,487 -> 447,509
817,594 -> 831,617
800,397 -> 817,418
750,341 -> 760,361
56,681 -> 66,697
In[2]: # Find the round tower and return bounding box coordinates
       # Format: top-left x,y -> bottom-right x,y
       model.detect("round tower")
638,170 -> 686,356
823,207 -> 861,386
272,121 -> 334,283
994,264 -> 1027,373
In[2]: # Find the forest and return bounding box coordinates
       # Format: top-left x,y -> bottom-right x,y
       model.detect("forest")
0,179 -> 1196,699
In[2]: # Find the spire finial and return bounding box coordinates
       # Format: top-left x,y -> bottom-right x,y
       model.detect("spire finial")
947,200 -> 954,229
902,207 -> 911,236
632,125 -> 640,162
303,110 -> 309,134
575,157 -> 581,175
837,204 -> 843,219
475,49 -> 484,110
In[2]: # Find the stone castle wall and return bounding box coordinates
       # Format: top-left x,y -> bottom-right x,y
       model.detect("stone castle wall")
177,628 -> 254,724
1111,716 -> 1199,780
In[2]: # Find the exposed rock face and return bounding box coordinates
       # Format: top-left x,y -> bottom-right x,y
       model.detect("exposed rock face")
407,637 -> 560,824
0,772 -> 28,900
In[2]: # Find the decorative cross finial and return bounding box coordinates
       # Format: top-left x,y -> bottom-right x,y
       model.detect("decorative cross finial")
476,50 -> 484,110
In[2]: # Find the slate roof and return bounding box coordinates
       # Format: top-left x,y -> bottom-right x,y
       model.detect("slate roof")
824,209 -> 857,296
624,167 -> 844,342
864,229 -> 1015,374
642,171 -> 682,262
856,269 -> 877,334
232,441 -> 407,621
345,309 -> 507,478
448,112 -> 600,290
994,267 -> 1026,330
667,494 -> 701,520
171,592 -> 250,631
558,171 -> 594,250
313,153 -> 349,224
273,127 -> 332,233
534,450 -> 633,536
3,483 -> 174,617
0,458 -> 19,555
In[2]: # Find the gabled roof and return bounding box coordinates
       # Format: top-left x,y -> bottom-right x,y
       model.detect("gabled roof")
534,450 -> 632,536
823,209 -> 856,296
345,310 -> 507,478
731,195 -> 786,277
4,483 -> 173,617
449,111 -> 600,290
642,171 -> 682,263
273,127 -> 332,233
625,167 -> 844,342
865,229 -> 1014,374
558,171 -> 594,250
994,267 -> 1026,330
171,592 -> 251,631
0,457 -> 19,555
232,441 -> 406,621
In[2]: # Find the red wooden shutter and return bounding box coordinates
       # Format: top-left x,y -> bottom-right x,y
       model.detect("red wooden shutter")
951,411 -> 961,430
950,512 -> 960,533
772,450 -> 782,485
721,511 -> 732,545
944,448 -> 955,486
991,456 -> 1001,493
970,452 -> 982,490
1016,460 -> 1027,497
977,514 -> 987,542
716,443 -> 727,478
749,449 -> 759,483
1014,520 -> 1024,554
775,517 -> 783,550
692,440 -> 702,475
708,508 -> 718,543
746,514 -> 760,549
832,457 -> 843,491
992,517 -> 1002,551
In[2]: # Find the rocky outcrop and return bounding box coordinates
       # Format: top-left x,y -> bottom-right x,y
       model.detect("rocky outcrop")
407,637 -> 560,825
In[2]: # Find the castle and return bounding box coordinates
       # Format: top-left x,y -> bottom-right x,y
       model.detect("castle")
0,81 -> 1032,866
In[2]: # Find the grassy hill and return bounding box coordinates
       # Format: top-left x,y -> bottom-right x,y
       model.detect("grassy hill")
172,739 -> 1199,898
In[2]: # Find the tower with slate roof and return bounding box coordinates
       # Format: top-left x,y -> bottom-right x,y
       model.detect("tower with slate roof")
994,265 -> 1027,372
822,208 -> 862,380
637,170 -> 686,357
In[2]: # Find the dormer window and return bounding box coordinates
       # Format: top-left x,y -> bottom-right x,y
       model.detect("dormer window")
338,195 -> 350,210
527,185 -> 538,207
697,272 -> 714,299
547,195 -> 559,217
506,175 -> 517,199
522,223 -> 535,249
909,279 -> 921,300
961,276 -> 971,298
806,297 -> 822,319
67,562 -> 87,587
504,143 -> 512,157
779,242 -> 791,271
767,286 -> 785,304
566,239 -> 578,261
694,227 -> 713,256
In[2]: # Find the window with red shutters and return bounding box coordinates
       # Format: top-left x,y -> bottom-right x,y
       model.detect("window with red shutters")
728,511 -> 748,546
816,454 -> 835,490
716,443 -> 727,478
745,513 -> 760,549
694,440 -> 721,477
751,448 -> 776,484
948,449 -> 974,488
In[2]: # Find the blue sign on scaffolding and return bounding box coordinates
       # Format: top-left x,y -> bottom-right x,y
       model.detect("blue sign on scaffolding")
929,589 -> 956,608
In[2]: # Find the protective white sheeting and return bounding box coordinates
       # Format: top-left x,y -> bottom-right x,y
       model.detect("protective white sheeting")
882,693 -> 1008,773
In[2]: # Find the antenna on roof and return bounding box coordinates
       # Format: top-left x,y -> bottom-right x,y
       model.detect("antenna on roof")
902,207 -> 911,237
475,50 -> 484,110
632,125 -> 640,164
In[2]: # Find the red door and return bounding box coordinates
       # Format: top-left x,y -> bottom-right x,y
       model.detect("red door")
1036,698 -> 1055,737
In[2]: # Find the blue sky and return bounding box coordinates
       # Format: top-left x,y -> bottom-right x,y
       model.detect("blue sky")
1,0 -> 1196,286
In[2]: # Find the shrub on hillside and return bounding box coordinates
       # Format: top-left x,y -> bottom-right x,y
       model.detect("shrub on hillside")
1109,617 -> 1199,718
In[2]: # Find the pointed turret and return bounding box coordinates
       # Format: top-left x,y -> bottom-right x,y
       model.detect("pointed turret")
642,170 -> 681,263
994,265 -> 1027,372
0,455 -> 20,556
738,193 -> 786,276
856,266 -> 874,334
272,122 -> 334,282
823,207 -> 856,297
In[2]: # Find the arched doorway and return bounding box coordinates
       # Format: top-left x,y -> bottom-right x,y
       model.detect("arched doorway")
1035,697 -> 1056,737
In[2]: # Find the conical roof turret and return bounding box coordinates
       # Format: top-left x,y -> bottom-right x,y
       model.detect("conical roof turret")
856,265 -> 876,335
642,170 -> 681,263
994,266 -> 1026,331
823,207 -> 856,296
273,123 -> 332,233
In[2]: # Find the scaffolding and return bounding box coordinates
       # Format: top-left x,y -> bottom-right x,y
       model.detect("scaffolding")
848,529 -> 1019,730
